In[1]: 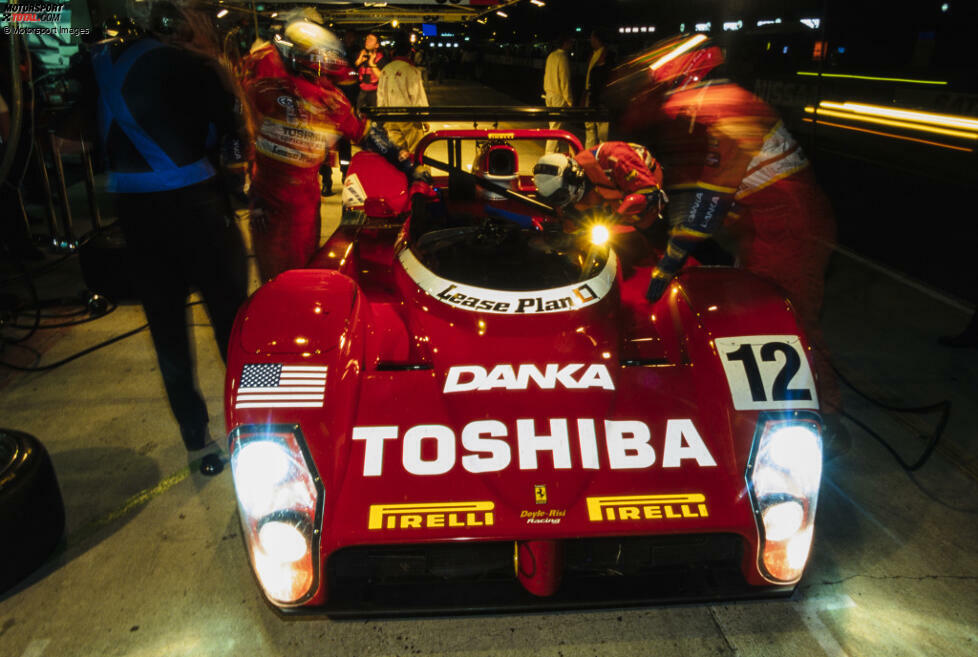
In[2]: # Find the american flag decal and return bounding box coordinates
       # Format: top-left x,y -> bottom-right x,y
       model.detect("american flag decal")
235,364 -> 327,409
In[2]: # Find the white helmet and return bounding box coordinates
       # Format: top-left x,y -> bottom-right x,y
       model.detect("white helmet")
532,153 -> 586,207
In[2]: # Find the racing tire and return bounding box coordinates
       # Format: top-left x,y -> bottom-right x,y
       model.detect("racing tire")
0,429 -> 66,593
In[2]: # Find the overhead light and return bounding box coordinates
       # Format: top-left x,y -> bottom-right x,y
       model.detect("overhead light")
530,0 -> 545,6
217,9 -> 228,18
800,18 -> 821,29
757,18 -> 782,27
270,12 -> 277,18
694,22 -> 711,33
723,20 -> 743,31
392,19 -> 399,28
496,10 -> 508,18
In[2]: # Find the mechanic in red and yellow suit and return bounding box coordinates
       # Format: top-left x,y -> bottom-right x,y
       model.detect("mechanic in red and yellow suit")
241,19 -> 422,282
611,34 -> 844,436
532,141 -> 666,227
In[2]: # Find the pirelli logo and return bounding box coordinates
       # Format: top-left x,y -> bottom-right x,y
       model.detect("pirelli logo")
368,502 -> 495,530
585,494 -> 709,522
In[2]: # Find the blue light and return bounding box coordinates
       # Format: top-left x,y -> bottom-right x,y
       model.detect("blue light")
836,46 -> 846,54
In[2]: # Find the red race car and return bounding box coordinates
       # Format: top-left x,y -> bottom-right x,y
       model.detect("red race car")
224,110 -> 824,615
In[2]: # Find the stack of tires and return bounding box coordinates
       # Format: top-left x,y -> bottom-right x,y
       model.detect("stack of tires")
0,430 -> 65,593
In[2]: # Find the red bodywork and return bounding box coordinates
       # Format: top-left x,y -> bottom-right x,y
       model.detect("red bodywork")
225,128 -> 821,611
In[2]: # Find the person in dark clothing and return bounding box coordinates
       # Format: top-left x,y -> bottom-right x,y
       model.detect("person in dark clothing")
582,29 -> 615,148
80,2 -> 248,474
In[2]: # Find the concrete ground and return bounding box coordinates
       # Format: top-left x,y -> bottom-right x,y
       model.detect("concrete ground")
1,80 -> 976,657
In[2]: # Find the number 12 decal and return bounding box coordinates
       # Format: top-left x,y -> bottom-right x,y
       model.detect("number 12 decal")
715,335 -> 819,411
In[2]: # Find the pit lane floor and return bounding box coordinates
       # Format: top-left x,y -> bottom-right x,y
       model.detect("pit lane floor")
1,80 -> 976,657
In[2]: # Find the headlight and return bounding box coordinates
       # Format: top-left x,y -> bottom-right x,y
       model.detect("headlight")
747,414 -> 822,583
229,425 -> 322,605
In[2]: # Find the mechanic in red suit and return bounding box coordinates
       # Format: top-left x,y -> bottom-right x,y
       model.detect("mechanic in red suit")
241,19 -> 421,282
610,34 -> 844,447
532,141 -> 666,227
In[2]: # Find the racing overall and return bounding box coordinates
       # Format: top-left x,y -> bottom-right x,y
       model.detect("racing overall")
90,38 -> 248,449
572,141 -> 663,222
242,44 -> 369,281
651,82 -> 839,408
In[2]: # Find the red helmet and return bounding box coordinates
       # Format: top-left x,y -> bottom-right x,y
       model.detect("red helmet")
605,33 -> 723,133
647,34 -> 723,92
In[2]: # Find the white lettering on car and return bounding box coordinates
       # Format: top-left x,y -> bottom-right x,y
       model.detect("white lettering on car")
354,418 -> 718,476
443,363 -> 615,393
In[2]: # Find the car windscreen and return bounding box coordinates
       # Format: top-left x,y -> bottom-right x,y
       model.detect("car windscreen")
408,197 -> 609,292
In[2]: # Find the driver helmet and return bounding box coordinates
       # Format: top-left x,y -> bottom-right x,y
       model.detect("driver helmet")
475,144 -> 520,201
532,153 -> 586,207
276,19 -> 347,80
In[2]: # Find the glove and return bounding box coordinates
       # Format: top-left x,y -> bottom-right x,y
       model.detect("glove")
411,166 -> 433,185
645,268 -> 673,303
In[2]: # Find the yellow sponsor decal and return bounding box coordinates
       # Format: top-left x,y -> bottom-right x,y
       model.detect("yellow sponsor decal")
585,494 -> 709,522
534,485 -> 548,504
368,501 -> 495,530
488,132 -> 515,140
520,509 -> 566,525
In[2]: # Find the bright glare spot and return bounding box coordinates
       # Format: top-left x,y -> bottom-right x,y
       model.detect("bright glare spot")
259,521 -> 308,563
800,18 -> 821,29
216,9 -> 229,18
767,425 -> 822,475
590,224 -> 611,246
234,441 -> 291,494
601,351 -> 611,359
392,19 -> 399,28
707,305 -> 718,311
496,10 -> 508,18
786,525 -> 814,570
295,337 -> 308,345
941,3 -> 949,12
252,545 -> 313,602
723,21 -> 743,31
695,22 -> 711,33
762,501 -> 805,541
313,306 -> 322,314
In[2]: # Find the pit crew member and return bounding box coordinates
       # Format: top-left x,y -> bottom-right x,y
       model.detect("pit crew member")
241,19 -> 423,282
532,141 -> 666,228
610,34 -> 843,439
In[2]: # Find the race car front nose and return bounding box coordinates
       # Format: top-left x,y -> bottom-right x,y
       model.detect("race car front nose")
747,413 -> 822,584
229,425 -> 323,606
